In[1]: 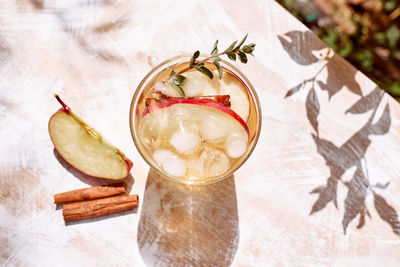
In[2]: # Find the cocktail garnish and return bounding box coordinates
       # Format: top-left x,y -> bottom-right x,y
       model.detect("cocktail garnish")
167,34 -> 256,96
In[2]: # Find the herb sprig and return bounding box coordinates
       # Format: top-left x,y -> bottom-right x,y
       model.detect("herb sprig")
168,34 -> 255,97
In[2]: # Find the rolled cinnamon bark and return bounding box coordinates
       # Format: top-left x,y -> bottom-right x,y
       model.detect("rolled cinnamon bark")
146,91 -> 231,108
54,183 -> 126,204
63,194 -> 139,221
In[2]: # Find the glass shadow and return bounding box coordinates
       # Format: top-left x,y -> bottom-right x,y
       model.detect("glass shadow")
137,169 -> 239,266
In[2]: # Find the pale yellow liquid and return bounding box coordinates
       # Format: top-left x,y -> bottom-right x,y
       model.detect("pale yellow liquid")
137,63 -> 256,182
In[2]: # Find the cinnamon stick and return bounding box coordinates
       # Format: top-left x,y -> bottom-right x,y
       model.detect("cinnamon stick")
54,183 -> 126,204
63,194 -> 139,221
146,91 -> 231,107
189,95 -> 231,107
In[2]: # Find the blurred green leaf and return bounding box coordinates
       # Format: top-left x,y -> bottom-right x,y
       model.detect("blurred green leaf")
384,1 -> 396,12
306,13 -> 319,23
386,25 -> 400,50
322,29 -> 339,51
387,82 -> 400,96
338,37 -> 353,58
374,32 -> 386,46
393,50 -> 400,60
351,49 -> 374,71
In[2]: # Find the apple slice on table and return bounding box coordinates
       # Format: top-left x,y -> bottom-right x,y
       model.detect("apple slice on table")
49,95 -> 133,180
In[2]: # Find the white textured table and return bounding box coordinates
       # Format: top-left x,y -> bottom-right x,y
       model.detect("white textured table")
1,1 -> 400,266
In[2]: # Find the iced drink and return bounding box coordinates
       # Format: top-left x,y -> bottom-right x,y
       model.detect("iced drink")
130,56 -> 261,184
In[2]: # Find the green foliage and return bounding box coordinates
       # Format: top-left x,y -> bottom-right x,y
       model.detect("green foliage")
322,29 -> 339,51
278,0 -> 400,100
318,29 -> 353,57
387,82 -> 400,96
384,0 -> 397,12
386,25 -> 400,50
351,49 -> 374,71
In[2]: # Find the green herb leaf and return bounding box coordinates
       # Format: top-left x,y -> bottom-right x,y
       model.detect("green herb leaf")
213,60 -> 223,79
242,44 -> 255,54
195,65 -> 214,79
224,40 -> 237,53
167,36 -> 255,94
237,51 -> 247,63
227,52 -> 236,61
175,74 -> 186,84
211,40 -> 218,55
168,69 -> 176,79
190,50 -> 200,67
171,75 -> 186,97
233,34 -> 247,52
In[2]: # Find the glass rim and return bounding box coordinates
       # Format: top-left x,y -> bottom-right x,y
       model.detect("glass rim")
129,54 -> 262,185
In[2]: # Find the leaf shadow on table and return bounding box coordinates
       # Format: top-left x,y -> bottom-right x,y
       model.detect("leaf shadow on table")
27,0 -> 129,65
279,30 -> 400,236
0,34 -> 11,68
57,12 -> 127,64
137,169 -> 239,266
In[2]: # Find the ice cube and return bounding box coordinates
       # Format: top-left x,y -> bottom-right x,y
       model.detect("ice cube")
200,115 -> 228,144
154,82 -> 180,97
171,105 -> 192,122
162,157 -> 187,177
183,71 -> 218,95
139,115 -> 161,146
153,149 -> 174,165
170,131 -> 201,154
183,76 -> 203,96
225,133 -> 247,158
194,146 -> 230,177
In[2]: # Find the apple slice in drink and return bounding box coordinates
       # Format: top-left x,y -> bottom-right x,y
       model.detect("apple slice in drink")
182,70 -> 250,121
142,98 -> 249,136
140,98 -> 249,178
49,95 -> 133,180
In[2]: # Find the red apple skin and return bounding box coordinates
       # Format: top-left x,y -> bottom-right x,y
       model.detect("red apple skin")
116,149 -> 134,174
143,98 -> 249,136
48,109 -> 133,180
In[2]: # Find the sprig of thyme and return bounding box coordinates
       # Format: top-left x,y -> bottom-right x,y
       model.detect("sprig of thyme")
168,34 -> 255,97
